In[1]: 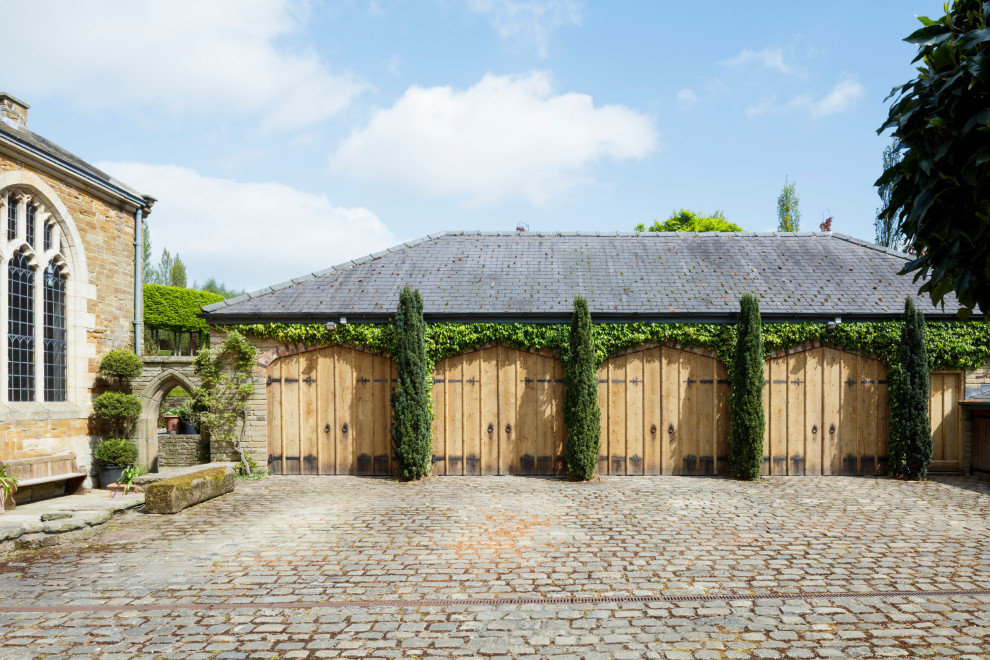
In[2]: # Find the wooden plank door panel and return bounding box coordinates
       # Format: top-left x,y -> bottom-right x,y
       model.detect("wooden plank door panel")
267,359 -> 283,474
930,371 -> 963,472
299,351 -> 319,474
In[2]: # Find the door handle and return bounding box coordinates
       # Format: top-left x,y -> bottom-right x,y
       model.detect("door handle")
668,424 -> 675,436
650,424 -> 657,435
812,424 -> 818,434
505,424 -> 512,435
324,423 -> 331,433
341,423 -> 349,434
487,423 -> 494,434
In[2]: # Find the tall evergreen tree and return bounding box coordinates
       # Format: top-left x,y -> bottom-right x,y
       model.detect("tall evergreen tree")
776,177 -> 801,232
893,296 -> 932,480
729,294 -> 765,480
563,296 -> 601,480
390,287 -> 432,480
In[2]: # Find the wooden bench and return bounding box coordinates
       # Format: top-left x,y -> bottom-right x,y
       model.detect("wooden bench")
0,453 -> 88,506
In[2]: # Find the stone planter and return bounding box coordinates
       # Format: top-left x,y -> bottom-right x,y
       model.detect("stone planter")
164,415 -> 180,434
98,465 -> 125,489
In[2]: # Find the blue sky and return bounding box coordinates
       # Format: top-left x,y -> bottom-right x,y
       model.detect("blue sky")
0,1 -> 941,291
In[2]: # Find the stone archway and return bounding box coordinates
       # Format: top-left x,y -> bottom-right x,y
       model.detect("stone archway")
133,357 -> 201,470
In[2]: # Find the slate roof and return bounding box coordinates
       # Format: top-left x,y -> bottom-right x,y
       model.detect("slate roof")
0,116 -> 149,207
962,388 -> 990,407
201,231 -> 976,324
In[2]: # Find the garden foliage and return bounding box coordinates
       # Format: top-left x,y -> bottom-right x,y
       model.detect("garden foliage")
390,287 -> 433,480
144,284 -> 224,333
891,297 -> 933,479
729,295 -> 765,480
193,331 -> 257,473
93,437 -> 139,467
98,349 -> 143,383
563,297 -> 601,481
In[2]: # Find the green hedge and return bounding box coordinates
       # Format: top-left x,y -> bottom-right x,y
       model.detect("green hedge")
144,285 -> 224,333
231,319 -> 990,374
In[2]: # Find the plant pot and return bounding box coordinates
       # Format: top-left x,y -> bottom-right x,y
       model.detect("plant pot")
98,465 -> 125,489
179,420 -> 199,435
107,483 -> 142,498
164,415 -> 180,434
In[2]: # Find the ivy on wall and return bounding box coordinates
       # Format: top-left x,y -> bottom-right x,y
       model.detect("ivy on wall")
231,319 -> 990,374
145,285 -> 224,333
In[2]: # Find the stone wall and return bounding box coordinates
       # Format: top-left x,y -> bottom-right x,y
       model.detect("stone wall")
158,434 -> 209,470
0,150 -> 141,486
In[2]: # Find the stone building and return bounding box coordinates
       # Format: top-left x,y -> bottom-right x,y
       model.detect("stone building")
201,231 -> 989,477
0,93 -> 154,485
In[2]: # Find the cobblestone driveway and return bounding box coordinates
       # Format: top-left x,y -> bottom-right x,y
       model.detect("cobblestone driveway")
1,475 -> 989,658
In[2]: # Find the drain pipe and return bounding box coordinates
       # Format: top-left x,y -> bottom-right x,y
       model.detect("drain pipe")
133,206 -> 144,355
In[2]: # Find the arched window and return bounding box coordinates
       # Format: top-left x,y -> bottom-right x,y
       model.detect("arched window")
8,251 -> 34,401
44,262 -> 67,401
3,188 -> 71,404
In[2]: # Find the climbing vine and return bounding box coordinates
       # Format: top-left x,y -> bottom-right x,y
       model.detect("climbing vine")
232,319 -> 990,373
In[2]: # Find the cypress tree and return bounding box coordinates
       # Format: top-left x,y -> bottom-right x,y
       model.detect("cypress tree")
391,287 -> 432,480
896,296 -> 932,480
563,296 -> 601,480
729,294 -> 765,480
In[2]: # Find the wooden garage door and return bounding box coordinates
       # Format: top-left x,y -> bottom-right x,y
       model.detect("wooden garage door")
267,346 -> 395,475
763,347 -> 889,476
929,371 -> 963,472
597,346 -> 730,475
432,346 -> 564,475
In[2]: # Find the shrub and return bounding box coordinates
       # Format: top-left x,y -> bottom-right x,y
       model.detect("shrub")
729,294 -> 765,480
892,296 -> 932,479
94,438 -> 139,467
144,284 -> 224,333
98,349 -> 143,381
563,296 -> 601,480
93,392 -> 142,438
390,287 -> 432,480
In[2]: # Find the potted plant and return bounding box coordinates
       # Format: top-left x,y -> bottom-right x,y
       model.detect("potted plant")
94,438 -> 138,489
178,405 -> 199,435
0,463 -> 18,513
163,407 -> 181,434
108,465 -> 145,497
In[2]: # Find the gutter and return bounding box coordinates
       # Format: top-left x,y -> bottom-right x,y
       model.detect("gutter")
0,130 -> 147,209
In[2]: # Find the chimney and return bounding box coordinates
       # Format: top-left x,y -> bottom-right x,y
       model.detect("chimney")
0,93 -> 29,129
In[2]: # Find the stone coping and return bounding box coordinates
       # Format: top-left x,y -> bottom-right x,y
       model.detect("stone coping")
133,462 -> 237,486
0,489 -> 144,555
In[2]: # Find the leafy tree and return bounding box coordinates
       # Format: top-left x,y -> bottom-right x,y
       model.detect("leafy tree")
563,296 -> 601,480
776,177 -> 801,232
193,331 -> 258,473
142,222 -> 156,283
891,297 -> 932,480
391,287 -> 432,480
192,278 -> 246,299
875,141 -> 906,250
635,208 -> 743,232
728,294 -> 765,480
877,0 -> 990,316
168,253 -> 187,288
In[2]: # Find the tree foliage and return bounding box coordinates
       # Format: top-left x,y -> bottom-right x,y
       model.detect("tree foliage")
98,349 -> 143,382
93,391 -> 142,439
728,295 -> 765,480
144,284 -> 224,333
563,297 -> 601,480
875,141 -> 907,250
390,287 -> 433,480
776,177 -> 801,232
193,331 -> 258,473
635,208 -> 743,232
192,278 -> 246,299
891,297 -> 933,479
877,0 -> 990,316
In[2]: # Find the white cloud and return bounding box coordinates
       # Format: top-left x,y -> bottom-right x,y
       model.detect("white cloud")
722,48 -> 799,75
467,0 -> 583,58
330,72 -> 657,205
0,0 -> 364,132
809,76 -> 865,117
96,162 -> 397,291
676,89 -> 698,109
745,75 -> 864,118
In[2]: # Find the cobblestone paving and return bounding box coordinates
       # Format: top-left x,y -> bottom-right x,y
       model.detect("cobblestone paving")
0,475 -> 988,658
